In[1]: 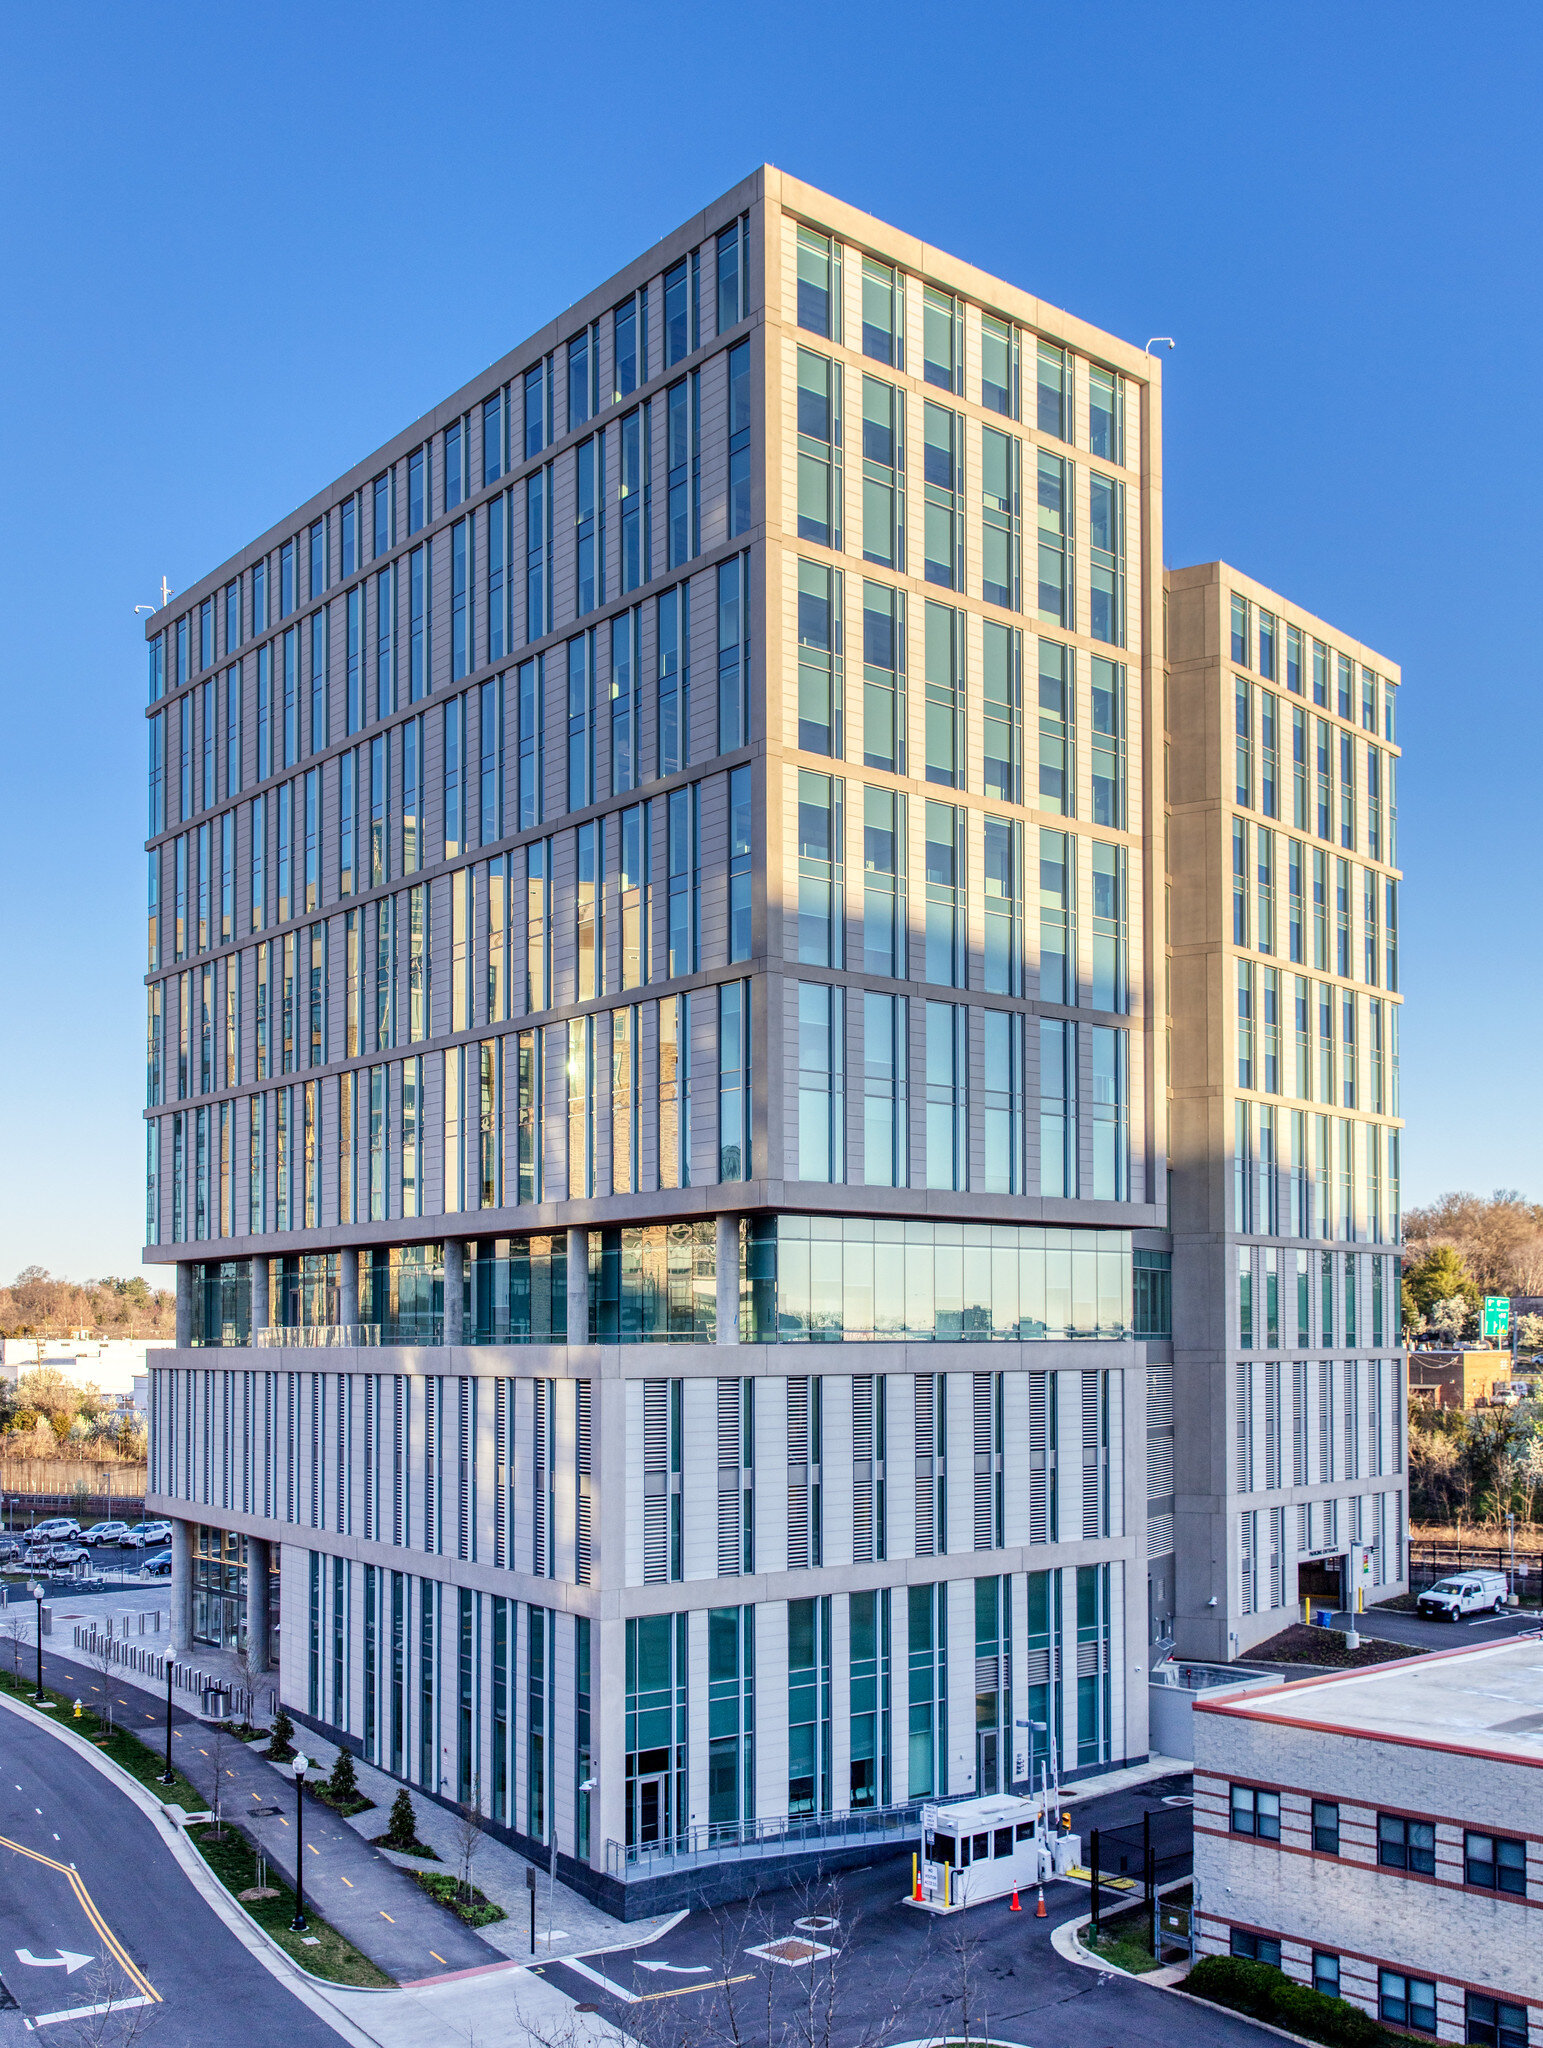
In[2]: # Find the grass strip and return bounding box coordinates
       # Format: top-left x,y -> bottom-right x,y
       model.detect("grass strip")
1,1670 -> 203,1808
190,1822 -> 392,1987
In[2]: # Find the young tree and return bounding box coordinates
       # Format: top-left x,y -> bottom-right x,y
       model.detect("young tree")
1404,1246 -> 1480,1329
265,1705 -> 295,1762
454,1783 -> 485,1904
206,1716 -> 235,1838
328,1747 -> 361,1807
386,1787 -> 420,1852
0,1611 -> 27,1691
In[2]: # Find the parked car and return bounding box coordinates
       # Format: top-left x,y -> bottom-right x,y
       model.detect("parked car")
122,1521 -> 171,1549
81,1521 -> 132,1547
140,1554 -> 172,1579
28,1519 -> 81,1543
1416,1571 -> 1509,1621
42,1542 -> 89,1566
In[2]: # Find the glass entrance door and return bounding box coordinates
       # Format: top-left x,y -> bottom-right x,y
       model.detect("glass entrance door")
634,1770 -> 669,1846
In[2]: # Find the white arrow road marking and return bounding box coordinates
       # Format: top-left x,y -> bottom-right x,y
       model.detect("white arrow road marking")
16,1949 -> 94,1973
635,1961 -> 711,1973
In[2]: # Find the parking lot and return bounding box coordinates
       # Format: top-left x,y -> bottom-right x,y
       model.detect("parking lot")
0,1517 -> 171,1597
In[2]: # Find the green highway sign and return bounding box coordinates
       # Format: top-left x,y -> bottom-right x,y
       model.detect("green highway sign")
1483,1296 -> 1510,1339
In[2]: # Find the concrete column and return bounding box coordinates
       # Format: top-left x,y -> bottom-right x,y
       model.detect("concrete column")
174,1263 -> 195,1348
716,1212 -> 740,1344
443,1240 -> 464,1346
245,1536 -> 271,1673
338,1247 -> 359,1331
169,1517 -> 194,1652
566,1227 -> 589,1346
250,1257 -> 269,1332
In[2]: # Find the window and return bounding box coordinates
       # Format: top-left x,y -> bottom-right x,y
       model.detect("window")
983,1008 -> 1023,1194
922,403 -> 961,588
795,226 -> 835,338
924,602 -> 963,786
982,621 -> 1020,803
576,821 -> 601,1002
566,633 -> 594,811
1037,453 -> 1070,624
667,784 -> 699,976
1040,1017 -> 1076,1197
923,801 -> 964,987
1229,1930 -> 1282,1967
526,467 -> 551,641
619,803 -> 649,990
981,425 -> 1019,609
620,402 -> 651,593
854,253 -> 900,366
1338,652 -> 1353,721
1089,364 -> 1123,463
1036,341 -> 1068,439
727,340 -> 751,536
797,562 -> 841,756
797,771 -> 843,968
1312,1953 -> 1340,2000
517,655 -> 543,830
797,349 -> 839,549
863,992 -> 906,1187
575,437 -> 601,616
718,981 -> 751,1180
983,815 -> 1021,995
483,391 -> 505,487
568,328 -> 593,433
1090,843 -> 1126,1011
1465,1831 -> 1526,1894
1088,474 -> 1124,645
862,786 -> 904,977
1380,1972 -> 1436,2035
728,765 -> 752,962
924,1001 -> 966,1190
1091,1026 -> 1127,1200
797,982 -> 845,1183
1230,1784 -> 1281,1839
861,581 -> 905,774
718,553 -> 750,752
1231,593 -> 1250,667
524,360 -> 548,459
408,447 -> 426,534
610,608 -> 639,795
657,584 -> 689,777
613,295 -> 641,402
665,254 -> 698,365
861,377 -> 903,569
1311,1799 -> 1339,1854
667,375 -> 699,567
1378,1812 -> 1435,1874
982,313 -> 1016,416
1091,658 -> 1125,827
444,419 -> 464,510
1038,640 -> 1073,813
717,218 -> 745,333
1467,1993 -> 1529,2048
1039,827 -> 1074,1004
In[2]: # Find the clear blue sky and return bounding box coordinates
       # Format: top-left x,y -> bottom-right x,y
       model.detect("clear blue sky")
1,2 -> 1536,1280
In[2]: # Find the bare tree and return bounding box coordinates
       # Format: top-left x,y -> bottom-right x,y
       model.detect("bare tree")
935,1902 -> 991,2047
231,1635 -> 268,1735
453,1781 -> 485,1905
80,1613 -> 121,1732
206,1716 -> 235,1838
0,1609 -> 27,1691
53,1957 -> 158,2048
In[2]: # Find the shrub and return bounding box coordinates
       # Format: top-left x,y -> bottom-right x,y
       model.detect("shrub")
387,1788 -> 419,1851
328,1749 -> 359,1803
1186,1956 -> 1379,2048
265,1707 -> 295,1761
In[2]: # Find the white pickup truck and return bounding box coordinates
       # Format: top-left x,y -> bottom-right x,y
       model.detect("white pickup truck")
1415,1571 -> 1509,1621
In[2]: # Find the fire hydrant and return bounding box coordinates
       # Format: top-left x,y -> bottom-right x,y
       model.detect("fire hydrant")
73,1698 -> 83,1720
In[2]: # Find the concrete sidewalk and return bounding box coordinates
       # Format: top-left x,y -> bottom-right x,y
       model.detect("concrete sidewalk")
36,1638 -> 502,1984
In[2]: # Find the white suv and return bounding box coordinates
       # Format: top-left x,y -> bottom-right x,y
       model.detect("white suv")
1415,1571 -> 1508,1621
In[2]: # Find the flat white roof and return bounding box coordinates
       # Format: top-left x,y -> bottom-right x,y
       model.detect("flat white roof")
1199,1636 -> 1543,1765
928,1793 -> 1039,1830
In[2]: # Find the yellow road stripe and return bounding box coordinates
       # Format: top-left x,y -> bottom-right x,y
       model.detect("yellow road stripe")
0,1836 -> 160,2003
635,1975 -> 753,2001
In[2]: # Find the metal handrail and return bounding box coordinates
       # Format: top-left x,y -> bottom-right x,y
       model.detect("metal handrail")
605,1795 -> 951,1877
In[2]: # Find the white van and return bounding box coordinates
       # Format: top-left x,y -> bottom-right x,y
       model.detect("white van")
1416,1571 -> 1508,1621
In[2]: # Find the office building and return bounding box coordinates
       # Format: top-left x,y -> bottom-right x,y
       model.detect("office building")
139,165 -> 1399,1909
1164,567 -> 1405,1658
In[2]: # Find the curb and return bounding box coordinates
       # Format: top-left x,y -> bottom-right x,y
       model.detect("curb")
1049,1902 -> 1331,2048
0,1688 -> 381,2047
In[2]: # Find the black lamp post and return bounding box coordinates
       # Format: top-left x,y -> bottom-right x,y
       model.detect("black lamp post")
27,1581 -> 44,1703
159,1653 -> 175,1784
289,1753 -> 311,1932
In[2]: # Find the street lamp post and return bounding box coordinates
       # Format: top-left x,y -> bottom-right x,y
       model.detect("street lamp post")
27,1581 -> 45,1703
290,1753 -> 311,1932
159,1653 -> 175,1784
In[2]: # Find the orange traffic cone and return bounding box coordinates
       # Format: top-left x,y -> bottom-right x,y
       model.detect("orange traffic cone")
1010,1886 -> 1021,1911
913,1869 -> 922,1903
1036,1887 -> 1046,1918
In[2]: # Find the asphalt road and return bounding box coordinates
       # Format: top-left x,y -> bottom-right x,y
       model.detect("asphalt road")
0,1702 -> 342,2047
1361,1601 -> 1543,1653
533,1823 -> 1269,2048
